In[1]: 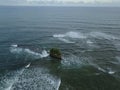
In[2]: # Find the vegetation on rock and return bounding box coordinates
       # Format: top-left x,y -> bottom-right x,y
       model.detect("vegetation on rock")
50,48 -> 62,60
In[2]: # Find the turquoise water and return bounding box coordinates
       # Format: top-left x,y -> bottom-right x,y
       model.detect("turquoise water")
0,6 -> 120,90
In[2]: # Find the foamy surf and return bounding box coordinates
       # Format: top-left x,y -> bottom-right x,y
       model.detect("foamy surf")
61,55 -> 89,69
108,71 -> 115,74
88,61 -> 106,73
11,67 -> 61,90
98,67 -> 106,73
86,40 -> 93,44
91,62 -> 116,75
58,38 -> 75,43
89,32 -> 117,40
53,34 -> 65,38
53,31 -> 86,44
10,44 -> 49,59
41,50 -> 49,58
11,44 -> 18,48
1,68 -> 25,90
5,83 -> 13,90
53,31 -> 86,39
56,78 -> 61,90
25,63 -> 31,68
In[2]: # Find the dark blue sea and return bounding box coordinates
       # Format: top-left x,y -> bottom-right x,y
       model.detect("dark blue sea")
0,6 -> 120,90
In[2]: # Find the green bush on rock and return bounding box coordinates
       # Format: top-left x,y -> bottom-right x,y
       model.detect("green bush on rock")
50,48 -> 62,60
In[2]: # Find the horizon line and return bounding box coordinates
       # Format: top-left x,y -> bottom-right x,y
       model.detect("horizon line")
0,5 -> 120,7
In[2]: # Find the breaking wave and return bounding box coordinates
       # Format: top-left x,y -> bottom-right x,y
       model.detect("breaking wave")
25,63 -> 31,68
53,31 -> 118,45
86,40 -> 93,44
53,31 -> 86,39
89,32 -> 117,40
53,31 -> 117,40
10,44 -> 49,59
53,31 -> 86,43
58,38 -> 75,43
108,71 -> 115,75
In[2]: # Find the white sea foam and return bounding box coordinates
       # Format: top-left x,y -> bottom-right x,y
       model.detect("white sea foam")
58,38 -> 75,43
66,31 -> 86,39
53,34 -> 65,38
10,45 -> 49,59
1,68 -> 25,90
108,71 -> 115,74
89,32 -> 117,40
88,61 -> 107,73
93,64 -> 116,75
12,67 -> 61,90
41,50 -> 49,58
57,78 -> 61,90
25,63 -> 31,68
53,31 -> 86,44
61,55 -> 89,68
54,31 -> 117,42
98,67 -> 106,73
5,84 -> 13,90
53,31 -> 86,39
106,67 -> 116,75
11,44 -> 18,48
86,40 -> 93,44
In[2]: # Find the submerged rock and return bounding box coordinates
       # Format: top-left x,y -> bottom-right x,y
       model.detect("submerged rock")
50,48 -> 62,60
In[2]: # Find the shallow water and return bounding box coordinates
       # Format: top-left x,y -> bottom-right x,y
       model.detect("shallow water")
0,6 -> 120,90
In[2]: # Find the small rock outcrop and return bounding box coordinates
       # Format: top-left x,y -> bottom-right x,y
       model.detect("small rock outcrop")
50,48 -> 62,60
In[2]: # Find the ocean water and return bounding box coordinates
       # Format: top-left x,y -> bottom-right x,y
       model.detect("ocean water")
0,6 -> 120,90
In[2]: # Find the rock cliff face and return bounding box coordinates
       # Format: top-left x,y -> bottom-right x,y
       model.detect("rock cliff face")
50,48 -> 62,60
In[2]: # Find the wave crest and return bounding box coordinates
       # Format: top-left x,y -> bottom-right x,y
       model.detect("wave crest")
53,31 -> 86,39
10,44 -> 49,59
89,32 -> 117,40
